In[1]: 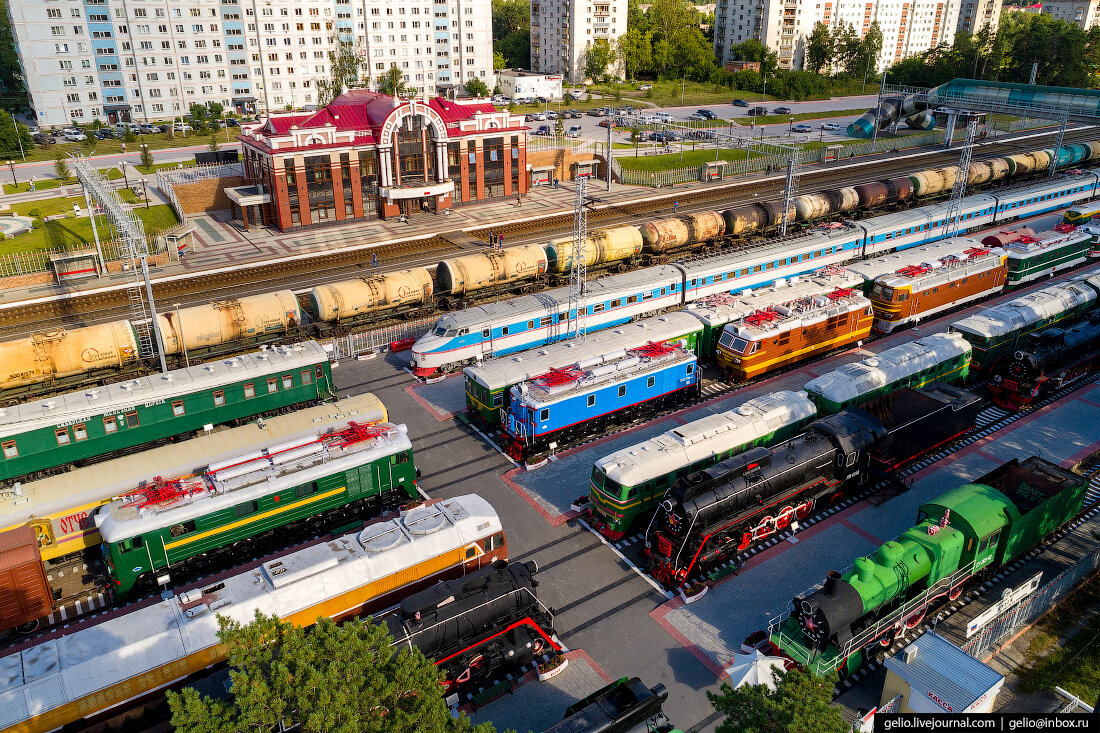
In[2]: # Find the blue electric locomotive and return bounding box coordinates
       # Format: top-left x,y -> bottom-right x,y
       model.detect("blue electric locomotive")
502,341 -> 699,462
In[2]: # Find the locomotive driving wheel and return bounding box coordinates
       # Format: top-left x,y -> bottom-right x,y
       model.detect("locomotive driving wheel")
905,606 -> 926,629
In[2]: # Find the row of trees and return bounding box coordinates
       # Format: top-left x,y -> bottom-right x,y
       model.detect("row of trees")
167,610 -> 848,733
615,0 -> 715,82
887,12 -> 1100,88
805,21 -> 884,77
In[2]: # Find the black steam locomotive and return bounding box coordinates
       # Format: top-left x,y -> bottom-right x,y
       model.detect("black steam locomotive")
385,560 -> 560,694
543,677 -> 677,733
644,385 -> 980,588
989,313 -> 1100,409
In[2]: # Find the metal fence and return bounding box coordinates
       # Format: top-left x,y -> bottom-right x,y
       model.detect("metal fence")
329,315 -> 438,360
0,222 -> 171,279
527,135 -> 607,156
961,540 -> 1100,660
157,161 -> 243,185
156,169 -> 187,226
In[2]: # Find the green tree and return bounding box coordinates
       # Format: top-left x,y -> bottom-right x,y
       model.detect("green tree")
316,33 -> 367,105
376,65 -> 409,97
728,39 -> 778,78
0,0 -> 27,107
123,127 -> 137,143
584,40 -> 616,82
617,27 -> 652,81
492,0 -> 530,68
493,50 -> 507,70
80,133 -> 97,154
208,133 -> 220,151
53,152 -> 70,182
858,21 -> 884,83
834,22 -> 862,72
464,77 -> 491,97
0,112 -> 33,158
707,667 -> 850,733
168,612 -> 496,733
628,126 -> 643,156
207,101 -> 224,121
140,145 -> 154,169
555,114 -> 565,135
805,23 -> 833,73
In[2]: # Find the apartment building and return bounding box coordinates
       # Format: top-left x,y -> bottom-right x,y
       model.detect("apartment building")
714,0 -> 965,73
957,0 -> 1002,34
8,0 -> 494,128
1040,0 -> 1100,28
529,0 -> 625,83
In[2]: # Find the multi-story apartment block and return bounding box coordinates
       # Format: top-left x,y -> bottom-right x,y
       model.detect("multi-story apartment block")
1040,0 -> 1100,28
714,0 -> 965,74
529,0 -> 625,83
957,0 -> 1001,34
8,0 -> 494,128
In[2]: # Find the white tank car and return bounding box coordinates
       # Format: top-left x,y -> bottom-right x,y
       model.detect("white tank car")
0,321 -> 140,390
157,290 -> 301,355
310,269 -> 434,323
436,245 -> 548,299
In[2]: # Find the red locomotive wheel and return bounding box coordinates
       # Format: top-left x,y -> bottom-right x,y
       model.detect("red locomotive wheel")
737,532 -> 753,550
878,629 -> 897,648
905,607 -> 926,629
796,501 -> 812,520
949,585 -> 963,601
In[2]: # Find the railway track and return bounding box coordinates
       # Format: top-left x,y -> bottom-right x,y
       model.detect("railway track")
0,125 -> 1095,339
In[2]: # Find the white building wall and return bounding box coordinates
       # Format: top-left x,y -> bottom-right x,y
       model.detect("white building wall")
530,0 -> 625,83
9,0 -> 494,128
714,0 -> 960,73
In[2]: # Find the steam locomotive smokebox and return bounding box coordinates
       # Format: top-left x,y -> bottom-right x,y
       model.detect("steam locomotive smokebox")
49,250 -> 101,284
0,525 -> 51,632
855,384 -> 982,472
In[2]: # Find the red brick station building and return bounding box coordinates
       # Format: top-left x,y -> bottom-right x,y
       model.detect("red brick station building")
228,90 -> 531,230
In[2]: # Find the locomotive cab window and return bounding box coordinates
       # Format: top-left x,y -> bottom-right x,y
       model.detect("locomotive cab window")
978,529 -> 1001,553
491,392 -> 503,407
395,451 -> 410,464
491,532 -> 505,550
125,411 -> 139,428
618,385 -> 627,397
465,545 -> 477,559
686,364 -> 694,375
846,452 -> 857,467
295,484 -> 319,499
118,536 -> 144,553
647,376 -> 655,387
55,428 -> 70,446
540,408 -> 550,420
2,440 -> 17,459
482,328 -> 490,338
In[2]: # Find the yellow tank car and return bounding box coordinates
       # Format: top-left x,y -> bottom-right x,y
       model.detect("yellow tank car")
909,166 -> 958,197
0,321 -> 140,391
546,226 -> 643,273
310,269 -> 434,322
157,290 -> 301,355
435,246 -> 546,296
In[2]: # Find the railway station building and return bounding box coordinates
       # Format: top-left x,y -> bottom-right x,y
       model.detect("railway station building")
229,89 -> 529,230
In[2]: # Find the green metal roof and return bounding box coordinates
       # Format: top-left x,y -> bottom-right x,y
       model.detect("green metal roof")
920,483 -> 1016,540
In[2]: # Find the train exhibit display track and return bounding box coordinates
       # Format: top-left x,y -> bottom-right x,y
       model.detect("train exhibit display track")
0,126 -> 1094,338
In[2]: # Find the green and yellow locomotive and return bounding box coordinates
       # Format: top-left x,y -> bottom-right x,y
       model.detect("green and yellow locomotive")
95,420 -> 418,598
771,456 -> 1086,678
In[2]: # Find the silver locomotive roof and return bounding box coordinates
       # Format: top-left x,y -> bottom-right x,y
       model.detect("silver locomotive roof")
0,341 -> 329,439
949,270 -> 1100,340
845,237 -> 989,284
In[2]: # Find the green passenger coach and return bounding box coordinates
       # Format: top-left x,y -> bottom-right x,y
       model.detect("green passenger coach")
949,269 -> 1100,374
463,313 -> 704,427
96,420 -> 418,598
803,332 -> 971,413
0,342 -> 335,485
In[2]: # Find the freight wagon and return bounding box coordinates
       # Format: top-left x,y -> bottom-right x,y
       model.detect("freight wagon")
0,495 -> 506,733
0,342 -> 335,485
96,418 -> 419,598
771,456 -> 1086,679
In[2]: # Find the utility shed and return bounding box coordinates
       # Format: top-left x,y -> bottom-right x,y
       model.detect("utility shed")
882,632 -> 1004,714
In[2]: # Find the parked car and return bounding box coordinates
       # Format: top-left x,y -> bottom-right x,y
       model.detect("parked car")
569,90 -> 584,100
597,119 -> 615,128
63,130 -> 87,142
226,118 -> 241,127
138,123 -> 163,134
696,109 -> 718,120
172,122 -> 193,132
650,131 -> 679,142
586,108 -> 602,117
535,124 -> 551,136
524,113 -> 538,121
747,106 -> 768,116
112,129 -> 126,139
638,83 -> 653,91
732,99 -> 749,107
24,125 -> 39,135
568,109 -> 582,119
792,123 -> 813,133
546,111 -> 559,120
566,125 -> 582,138
491,95 -> 506,104
32,133 -> 54,146
93,129 -> 114,140
688,112 -> 706,121
773,106 -> 793,115
60,126 -> 81,135
821,122 -> 842,131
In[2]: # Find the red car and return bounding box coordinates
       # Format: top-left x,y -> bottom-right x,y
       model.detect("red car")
598,119 -> 615,128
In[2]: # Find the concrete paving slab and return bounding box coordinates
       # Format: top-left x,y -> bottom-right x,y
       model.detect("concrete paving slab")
405,373 -> 466,421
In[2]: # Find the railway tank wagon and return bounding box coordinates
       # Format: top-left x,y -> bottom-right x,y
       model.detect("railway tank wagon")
546,226 -> 644,274
988,313 -> 1100,409
0,495 -> 506,733
639,212 -> 725,257
948,269 -> 1100,374
804,332 -> 972,413
436,245 -> 549,306
0,342 -> 335,485
156,290 -> 303,357
868,244 -> 1008,333
385,560 -> 560,694
502,342 -> 699,462
308,269 -> 434,332
588,391 -> 818,539
95,419 -> 419,598
771,456 -> 1085,679
0,322 -> 140,401
463,312 -> 704,428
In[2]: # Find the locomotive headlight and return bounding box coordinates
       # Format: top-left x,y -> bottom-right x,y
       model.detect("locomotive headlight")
992,374 -> 1001,383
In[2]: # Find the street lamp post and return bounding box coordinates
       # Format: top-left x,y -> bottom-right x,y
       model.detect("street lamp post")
9,114 -> 24,162
6,160 -> 14,186
789,116 -> 794,136
760,73 -> 768,103
121,160 -> 128,190
141,178 -> 149,208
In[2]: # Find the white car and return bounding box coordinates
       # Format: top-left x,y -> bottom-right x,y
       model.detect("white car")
566,125 -> 582,138
532,112 -> 546,121
63,130 -> 87,141
546,111 -> 559,120
638,84 -> 653,91
821,122 -> 842,131
173,122 -> 193,132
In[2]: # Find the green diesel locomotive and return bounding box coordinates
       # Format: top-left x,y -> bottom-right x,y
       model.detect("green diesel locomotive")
95,420 -> 418,598
771,456 -> 1086,678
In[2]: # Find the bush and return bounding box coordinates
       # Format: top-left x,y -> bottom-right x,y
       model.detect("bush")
26,208 -> 41,218
31,217 -> 43,229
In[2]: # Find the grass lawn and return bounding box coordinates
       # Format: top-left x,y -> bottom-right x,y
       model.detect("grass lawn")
1016,571 -> 1100,701
9,196 -> 85,218
16,130 -> 234,164
2,178 -> 74,194
0,204 -> 179,256
616,148 -> 750,172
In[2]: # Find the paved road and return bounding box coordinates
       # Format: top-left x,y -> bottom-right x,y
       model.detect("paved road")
3,141 -> 240,186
